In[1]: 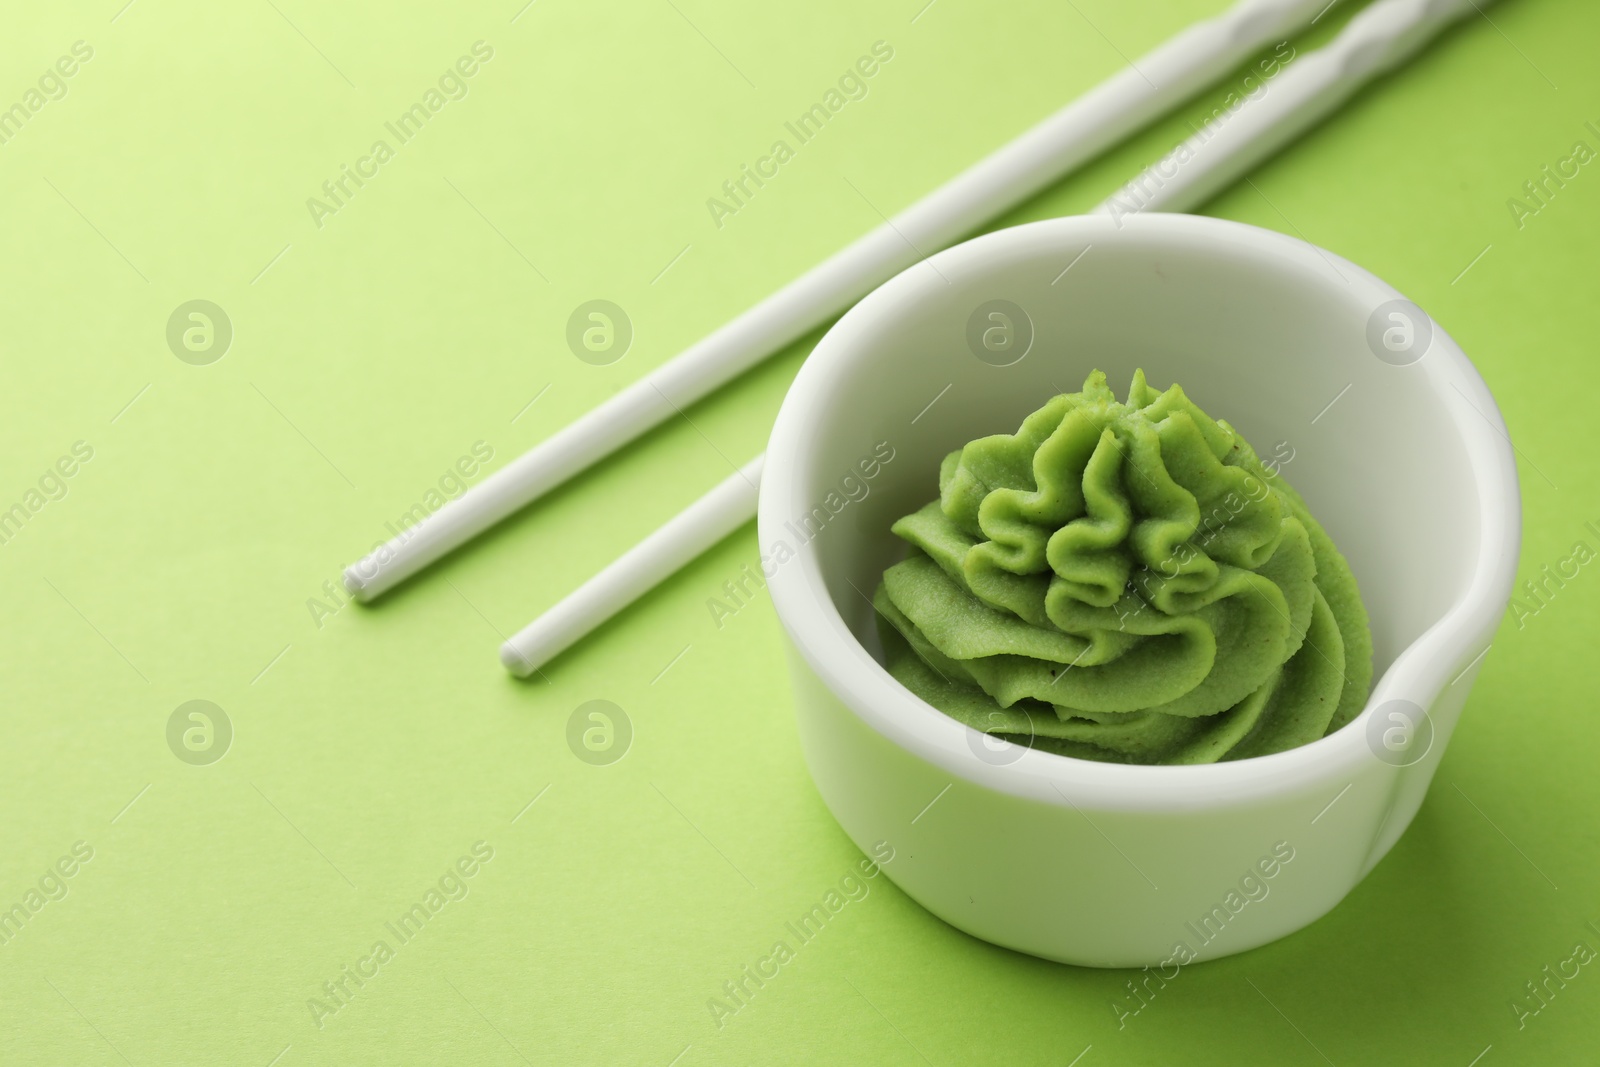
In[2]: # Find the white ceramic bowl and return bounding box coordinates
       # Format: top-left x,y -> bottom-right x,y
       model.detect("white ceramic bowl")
759,213 -> 1519,968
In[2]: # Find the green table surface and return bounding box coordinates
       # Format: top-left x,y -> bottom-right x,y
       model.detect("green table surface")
3,1 -> 1596,1063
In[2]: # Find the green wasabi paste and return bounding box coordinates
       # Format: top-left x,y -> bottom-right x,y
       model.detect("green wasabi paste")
874,370 -> 1373,764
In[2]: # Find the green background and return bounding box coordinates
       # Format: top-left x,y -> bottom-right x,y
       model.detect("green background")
2,0 -> 1595,1063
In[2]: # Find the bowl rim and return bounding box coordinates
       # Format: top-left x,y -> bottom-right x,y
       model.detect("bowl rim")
760,212 -> 1520,811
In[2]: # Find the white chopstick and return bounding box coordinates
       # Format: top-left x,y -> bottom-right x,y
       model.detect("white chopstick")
1096,0 -> 1486,219
343,0 -> 1333,604
495,0 -> 1486,676
500,454 -> 764,676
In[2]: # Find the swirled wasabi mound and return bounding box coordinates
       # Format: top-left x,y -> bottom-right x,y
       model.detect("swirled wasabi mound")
873,370 -> 1372,765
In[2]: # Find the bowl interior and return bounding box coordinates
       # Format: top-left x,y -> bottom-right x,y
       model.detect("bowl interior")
771,215 -> 1483,709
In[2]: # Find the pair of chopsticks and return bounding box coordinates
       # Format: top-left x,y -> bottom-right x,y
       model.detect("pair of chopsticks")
343,0 -> 1487,675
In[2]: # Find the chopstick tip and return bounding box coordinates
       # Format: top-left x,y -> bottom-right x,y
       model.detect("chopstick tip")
500,641 -> 539,677
342,566 -> 377,604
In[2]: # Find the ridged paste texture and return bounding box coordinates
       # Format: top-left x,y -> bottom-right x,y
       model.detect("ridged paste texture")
874,370 -> 1373,764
